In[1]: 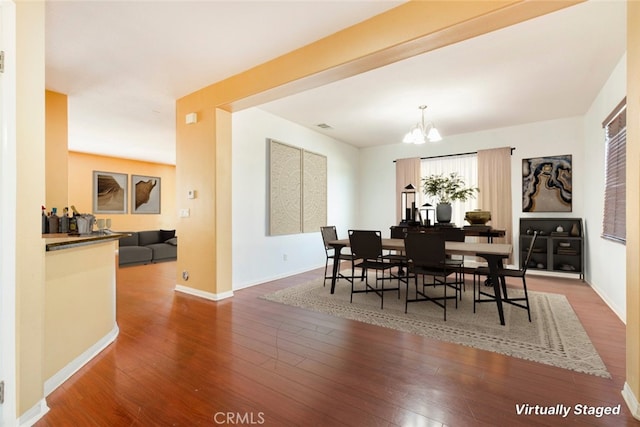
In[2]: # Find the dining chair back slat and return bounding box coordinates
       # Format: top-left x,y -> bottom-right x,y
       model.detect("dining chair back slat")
521,231 -> 539,273
321,226 -> 338,251
404,232 -> 447,269
349,229 -> 384,260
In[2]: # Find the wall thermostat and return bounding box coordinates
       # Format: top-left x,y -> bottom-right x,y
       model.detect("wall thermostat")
187,190 -> 196,199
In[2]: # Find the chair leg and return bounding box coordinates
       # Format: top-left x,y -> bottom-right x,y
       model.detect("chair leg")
404,279 -> 411,313
351,261 -> 356,283
473,272 -> 477,313
522,276 -> 532,322
443,279 -> 447,321
323,258 -> 329,287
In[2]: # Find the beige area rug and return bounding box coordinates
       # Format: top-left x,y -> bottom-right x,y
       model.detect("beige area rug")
261,274 -> 611,378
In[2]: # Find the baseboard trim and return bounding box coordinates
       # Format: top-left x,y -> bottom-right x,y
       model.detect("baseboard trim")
233,263 -> 326,291
18,398 -> 49,427
44,324 -> 120,396
588,280 -> 626,324
175,284 -> 234,301
622,382 -> 640,420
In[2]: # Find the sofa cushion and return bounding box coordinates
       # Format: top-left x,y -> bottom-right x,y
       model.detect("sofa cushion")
160,229 -> 175,241
117,229 -> 177,267
138,230 -> 162,246
146,243 -> 177,261
118,246 -> 153,265
118,232 -> 139,247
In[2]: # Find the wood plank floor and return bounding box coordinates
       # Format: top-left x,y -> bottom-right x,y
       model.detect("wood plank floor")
36,262 -> 638,426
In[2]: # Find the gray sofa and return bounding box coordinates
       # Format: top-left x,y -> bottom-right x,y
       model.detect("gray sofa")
118,229 -> 177,267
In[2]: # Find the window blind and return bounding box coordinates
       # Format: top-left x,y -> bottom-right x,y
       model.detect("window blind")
602,99 -> 626,243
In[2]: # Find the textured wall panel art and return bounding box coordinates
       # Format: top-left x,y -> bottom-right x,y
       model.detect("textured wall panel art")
268,139 -> 327,236
522,154 -> 572,212
269,140 -> 302,235
303,150 -> 327,232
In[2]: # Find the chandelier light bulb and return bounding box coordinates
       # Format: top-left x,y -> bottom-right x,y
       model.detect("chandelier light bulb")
402,105 -> 442,144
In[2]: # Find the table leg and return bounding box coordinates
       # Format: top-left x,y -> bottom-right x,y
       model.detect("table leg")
484,254 -> 506,326
329,244 -> 345,294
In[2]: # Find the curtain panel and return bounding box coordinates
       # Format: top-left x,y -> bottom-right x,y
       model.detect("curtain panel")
477,147 -> 513,262
395,158 -> 421,224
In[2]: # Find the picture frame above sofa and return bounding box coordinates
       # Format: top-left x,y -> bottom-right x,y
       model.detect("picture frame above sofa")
132,174 -> 161,214
93,171 -> 128,214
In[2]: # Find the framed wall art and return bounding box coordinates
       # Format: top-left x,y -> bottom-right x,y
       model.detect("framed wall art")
93,171 -> 128,214
132,175 -> 161,214
522,154 -> 572,212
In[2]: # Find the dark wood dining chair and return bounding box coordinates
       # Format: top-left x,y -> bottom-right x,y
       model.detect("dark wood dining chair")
440,227 -> 466,298
403,232 -> 458,320
320,226 -> 359,287
473,231 -> 537,321
348,230 -> 402,309
387,226 -> 409,275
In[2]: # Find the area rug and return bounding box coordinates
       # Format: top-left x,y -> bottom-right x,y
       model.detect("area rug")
260,275 -> 611,378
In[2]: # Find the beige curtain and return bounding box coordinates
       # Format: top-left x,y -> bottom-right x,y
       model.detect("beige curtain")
477,147 -> 513,263
395,157 -> 421,224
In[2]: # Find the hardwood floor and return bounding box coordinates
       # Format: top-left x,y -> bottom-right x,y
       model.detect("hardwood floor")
36,262 -> 637,426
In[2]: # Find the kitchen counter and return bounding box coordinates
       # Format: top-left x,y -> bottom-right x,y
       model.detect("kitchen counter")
43,232 -> 127,251
43,232 -> 123,395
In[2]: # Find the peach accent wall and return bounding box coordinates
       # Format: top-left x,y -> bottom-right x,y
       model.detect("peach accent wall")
45,90 -> 68,212
17,0 -> 46,416
626,0 -> 640,412
68,152 -> 176,231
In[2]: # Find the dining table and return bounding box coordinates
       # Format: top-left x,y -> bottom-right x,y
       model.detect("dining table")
327,237 -> 513,325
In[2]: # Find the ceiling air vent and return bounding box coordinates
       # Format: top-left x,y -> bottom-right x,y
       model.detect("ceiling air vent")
316,123 -> 333,129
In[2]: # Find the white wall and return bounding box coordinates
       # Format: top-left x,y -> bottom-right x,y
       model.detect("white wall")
359,116 -> 586,259
232,108 -> 360,289
583,54 -> 627,321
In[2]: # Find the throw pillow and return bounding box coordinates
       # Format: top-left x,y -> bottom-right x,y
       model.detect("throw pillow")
160,229 -> 175,241
165,237 -> 177,246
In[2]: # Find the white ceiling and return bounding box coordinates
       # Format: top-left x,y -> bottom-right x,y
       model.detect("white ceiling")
45,1 -> 627,165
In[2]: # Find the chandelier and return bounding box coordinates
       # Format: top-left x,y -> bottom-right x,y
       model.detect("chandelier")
402,105 -> 442,144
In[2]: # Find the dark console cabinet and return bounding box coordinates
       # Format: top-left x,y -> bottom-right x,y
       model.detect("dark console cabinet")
519,218 -> 583,279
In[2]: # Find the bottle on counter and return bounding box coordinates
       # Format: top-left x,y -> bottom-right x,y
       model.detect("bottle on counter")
48,208 -> 59,234
59,207 -> 70,233
69,205 -> 78,233
42,205 -> 49,234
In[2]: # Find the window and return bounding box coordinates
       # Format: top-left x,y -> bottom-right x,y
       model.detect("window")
602,98 -> 626,243
421,154 -> 478,228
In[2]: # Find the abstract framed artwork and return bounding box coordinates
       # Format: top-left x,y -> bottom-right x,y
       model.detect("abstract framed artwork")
132,175 -> 161,214
93,171 -> 128,214
522,154 -> 572,212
